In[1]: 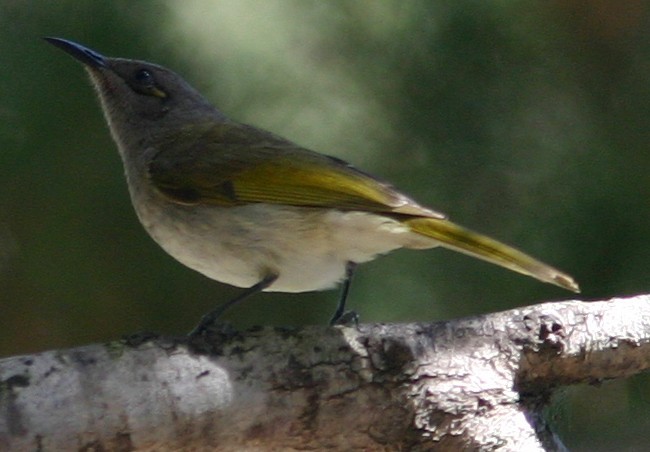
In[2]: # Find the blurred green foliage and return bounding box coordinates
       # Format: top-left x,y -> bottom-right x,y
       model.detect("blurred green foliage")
1,1 -> 649,449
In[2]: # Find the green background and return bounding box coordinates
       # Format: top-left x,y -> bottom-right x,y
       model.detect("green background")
1,1 -> 649,449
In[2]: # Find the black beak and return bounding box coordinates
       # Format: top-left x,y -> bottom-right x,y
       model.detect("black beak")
44,37 -> 107,68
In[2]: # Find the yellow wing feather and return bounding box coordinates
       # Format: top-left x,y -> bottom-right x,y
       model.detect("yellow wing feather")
149,121 -> 444,217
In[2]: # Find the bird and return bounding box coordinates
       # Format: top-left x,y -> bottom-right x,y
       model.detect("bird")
44,37 -> 579,333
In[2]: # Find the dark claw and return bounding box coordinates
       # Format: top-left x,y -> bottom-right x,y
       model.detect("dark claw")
330,310 -> 360,327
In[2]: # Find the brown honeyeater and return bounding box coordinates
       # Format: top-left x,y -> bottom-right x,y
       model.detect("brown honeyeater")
45,38 -> 579,332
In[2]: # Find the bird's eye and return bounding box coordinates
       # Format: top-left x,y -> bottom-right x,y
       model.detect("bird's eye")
130,68 -> 167,98
134,69 -> 154,85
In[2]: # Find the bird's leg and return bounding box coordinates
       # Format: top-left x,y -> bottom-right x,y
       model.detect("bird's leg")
329,261 -> 358,326
189,273 -> 278,337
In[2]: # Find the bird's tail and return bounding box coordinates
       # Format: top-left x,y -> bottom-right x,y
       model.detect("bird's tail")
404,217 -> 580,293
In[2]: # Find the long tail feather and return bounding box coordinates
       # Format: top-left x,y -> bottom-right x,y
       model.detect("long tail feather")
405,217 -> 580,292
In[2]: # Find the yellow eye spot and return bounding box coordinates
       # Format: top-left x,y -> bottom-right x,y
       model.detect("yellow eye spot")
151,87 -> 167,98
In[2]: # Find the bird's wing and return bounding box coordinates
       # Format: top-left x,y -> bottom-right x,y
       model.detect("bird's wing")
148,122 -> 445,218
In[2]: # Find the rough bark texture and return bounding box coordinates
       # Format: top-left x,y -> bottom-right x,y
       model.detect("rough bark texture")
1,294 -> 650,451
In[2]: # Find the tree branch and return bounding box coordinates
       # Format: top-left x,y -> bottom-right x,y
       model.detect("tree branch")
1,294 -> 649,451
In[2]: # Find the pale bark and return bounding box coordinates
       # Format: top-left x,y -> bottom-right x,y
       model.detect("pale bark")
1,294 -> 650,451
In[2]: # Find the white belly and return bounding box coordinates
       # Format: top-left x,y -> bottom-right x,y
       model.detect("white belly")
133,199 -> 436,293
